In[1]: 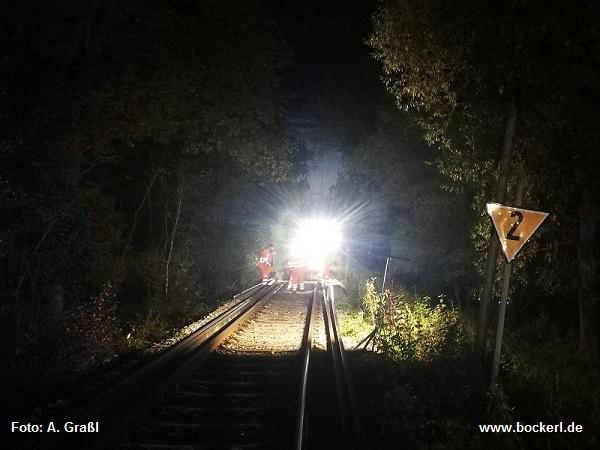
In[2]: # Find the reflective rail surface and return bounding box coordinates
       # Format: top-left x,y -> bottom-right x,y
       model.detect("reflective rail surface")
321,281 -> 369,450
112,283 -> 311,449
38,280 -> 281,450
294,285 -> 318,450
32,280 -> 368,450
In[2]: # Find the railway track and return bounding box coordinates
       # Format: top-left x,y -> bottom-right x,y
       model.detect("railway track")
37,280 -> 366,450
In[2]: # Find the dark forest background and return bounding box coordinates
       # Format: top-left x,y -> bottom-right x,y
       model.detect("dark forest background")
365,0 -> 600,363
0,0 -> 306,408
1,0 -> 599,446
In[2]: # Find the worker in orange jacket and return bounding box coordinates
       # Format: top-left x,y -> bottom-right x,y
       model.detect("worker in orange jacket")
287,252 -> 307,292
257,243 -> 275,284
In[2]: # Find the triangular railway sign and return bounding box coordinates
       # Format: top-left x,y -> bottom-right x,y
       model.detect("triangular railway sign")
486,203 -> 549,262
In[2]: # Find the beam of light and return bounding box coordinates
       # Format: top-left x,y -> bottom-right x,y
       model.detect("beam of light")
290,217 -> 343,274
253,174 -> 383,274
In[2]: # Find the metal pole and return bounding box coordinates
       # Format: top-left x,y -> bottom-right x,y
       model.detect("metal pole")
491,161 -> 526,387
491,260 -> 512,386
344,249 -> 349,288
381,257 -> 390,293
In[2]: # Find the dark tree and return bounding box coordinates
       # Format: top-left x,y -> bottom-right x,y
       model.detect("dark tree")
0,0 -> 299,406
370,0 -> 600,361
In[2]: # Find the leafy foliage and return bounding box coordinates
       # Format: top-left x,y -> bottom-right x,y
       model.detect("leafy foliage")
500,316 -> 600,448
369,0 -> 600,359
337,102 -> 475,297
352,281 -> 599,449
0,0 -> 300,406
352,281 -> 497,449
362,280 -> 470,361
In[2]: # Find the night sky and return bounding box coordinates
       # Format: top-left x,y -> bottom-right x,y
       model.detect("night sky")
1,1 -> 599,449
273,0 -> 376,108
269,0 -> 385,220
273,0 -> 379,146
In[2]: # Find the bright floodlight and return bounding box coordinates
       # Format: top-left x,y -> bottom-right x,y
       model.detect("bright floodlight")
290,217 -> 342,274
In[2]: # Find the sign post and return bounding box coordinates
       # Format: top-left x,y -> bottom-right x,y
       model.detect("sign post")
491,260 -> 513,385
380,255 -> 407,293
344,249 -> 349,288
381,257 -> 390,293
487,201 -> 548,386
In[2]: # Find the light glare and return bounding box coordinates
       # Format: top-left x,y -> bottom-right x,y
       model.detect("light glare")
290,218 -> 342,274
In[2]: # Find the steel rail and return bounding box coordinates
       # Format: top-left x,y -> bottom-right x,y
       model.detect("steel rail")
322,282 -> 369,450
40,280 -> 282,450
294,284 -> 318,450
321,282 -> 351,448
327,282 -> 369,450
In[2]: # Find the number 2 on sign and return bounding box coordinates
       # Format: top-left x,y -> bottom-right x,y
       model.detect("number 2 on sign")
506,211 -> 523,241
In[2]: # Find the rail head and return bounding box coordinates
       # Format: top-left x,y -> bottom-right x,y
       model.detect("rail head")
295,284 -> 318,450
38,281 -> 282,450
323,281 -> 369,450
